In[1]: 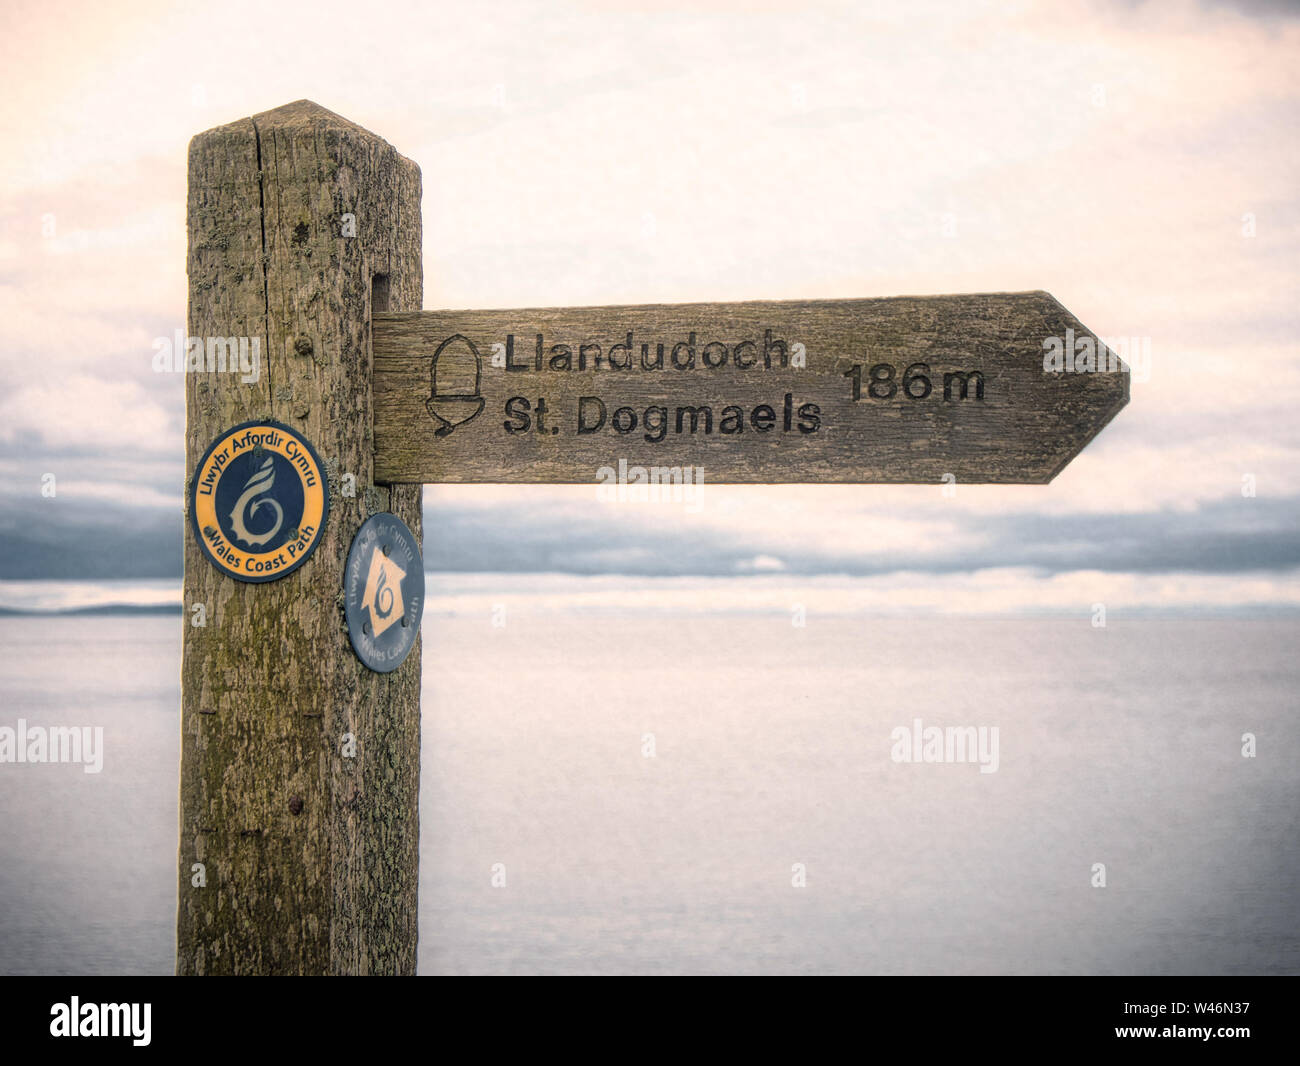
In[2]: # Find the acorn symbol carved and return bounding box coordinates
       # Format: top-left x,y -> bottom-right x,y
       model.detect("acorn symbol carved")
425,334 -> 485,437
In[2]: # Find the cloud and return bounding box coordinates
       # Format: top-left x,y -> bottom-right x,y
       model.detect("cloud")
0,0 -> 1296,612
0,374 -> 177,454
0,497 -> 180,580
4,483 -> 1293,587
420,489 -> 1300,577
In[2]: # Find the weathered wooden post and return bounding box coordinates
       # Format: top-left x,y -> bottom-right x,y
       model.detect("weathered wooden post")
178,100 -> 423,975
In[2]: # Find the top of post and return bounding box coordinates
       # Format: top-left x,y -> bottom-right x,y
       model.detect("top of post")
192,99 -> 394,147
251,98 -> 376,135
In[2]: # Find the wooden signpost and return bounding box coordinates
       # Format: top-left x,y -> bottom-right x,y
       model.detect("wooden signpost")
177,100 -> 1129,976
373,294 -> 1127,484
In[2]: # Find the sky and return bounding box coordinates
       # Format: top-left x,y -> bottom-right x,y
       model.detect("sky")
0,0 -> 1297,614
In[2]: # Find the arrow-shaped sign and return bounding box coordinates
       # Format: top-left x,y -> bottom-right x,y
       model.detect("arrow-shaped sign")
372,290 -> 1128,484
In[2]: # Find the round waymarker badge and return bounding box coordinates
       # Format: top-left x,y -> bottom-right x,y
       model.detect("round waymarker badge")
189,420 -> 329,583
344,513 -> 424,673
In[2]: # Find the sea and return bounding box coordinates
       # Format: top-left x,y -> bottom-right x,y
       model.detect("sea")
0,575 -> 1296,975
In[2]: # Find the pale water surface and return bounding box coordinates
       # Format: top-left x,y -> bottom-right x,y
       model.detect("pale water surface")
0,586 -> 1296,975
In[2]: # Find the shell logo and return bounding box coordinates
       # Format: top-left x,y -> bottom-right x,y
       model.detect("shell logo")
425,334 -> 485,437
188,420 -> 328,584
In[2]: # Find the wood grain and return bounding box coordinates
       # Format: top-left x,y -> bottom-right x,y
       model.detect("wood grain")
178,100 -> 422,975
373,292 -> 1128,484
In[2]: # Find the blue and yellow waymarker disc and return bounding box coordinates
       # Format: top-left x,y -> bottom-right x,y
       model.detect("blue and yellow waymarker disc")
189,420 -> 329,583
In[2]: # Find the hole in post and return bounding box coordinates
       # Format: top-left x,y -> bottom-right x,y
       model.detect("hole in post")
372,274 -> 391,313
